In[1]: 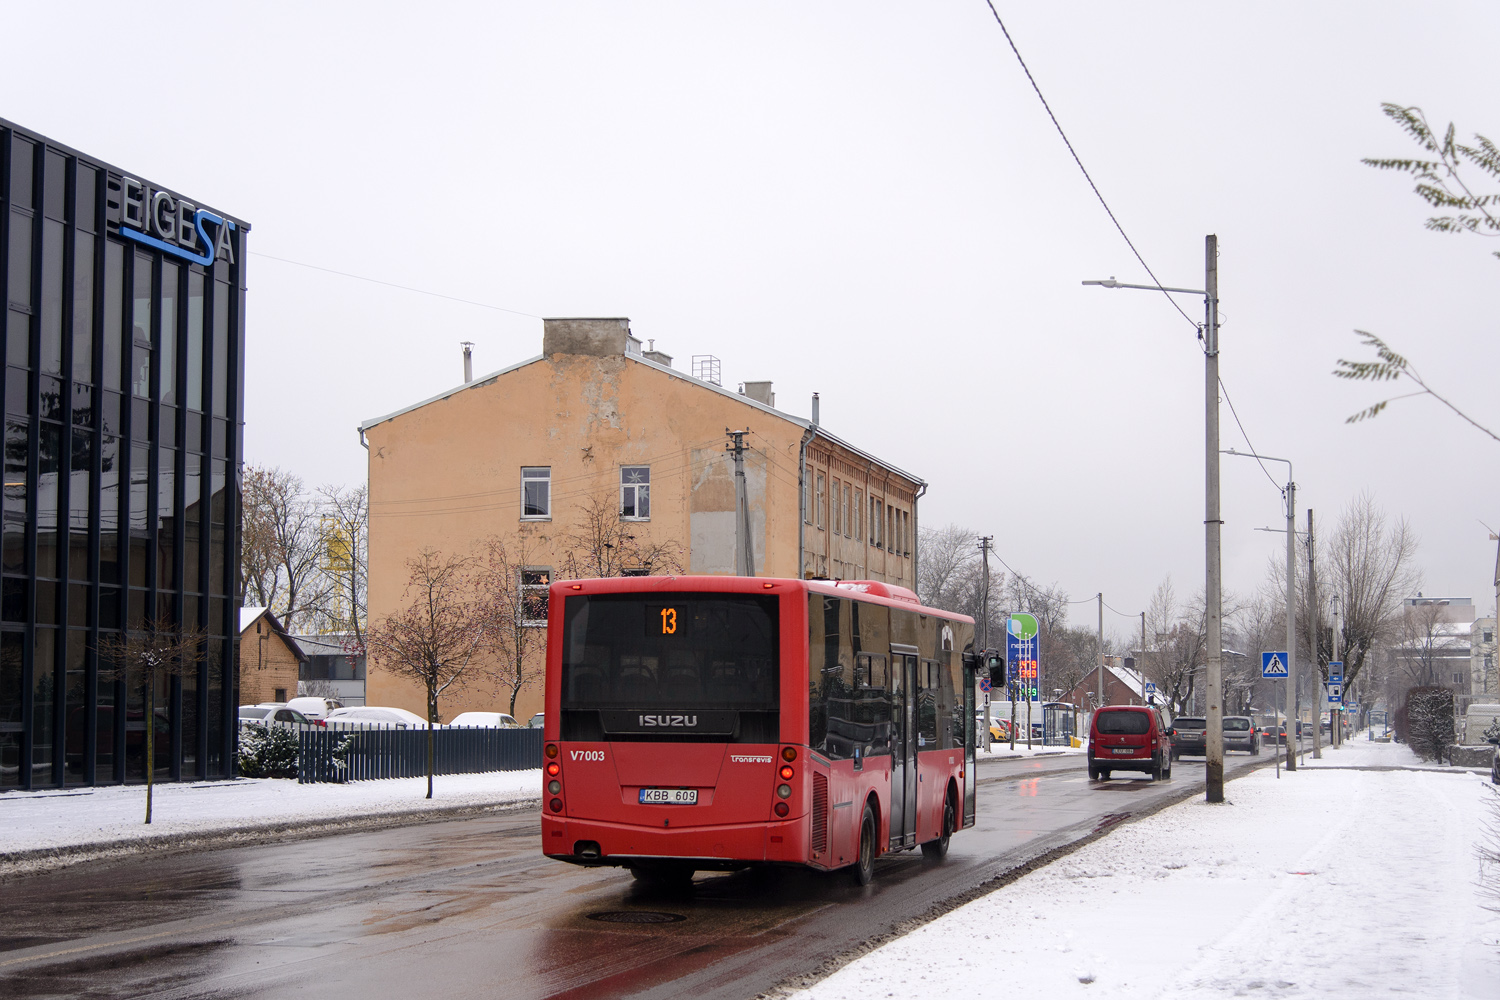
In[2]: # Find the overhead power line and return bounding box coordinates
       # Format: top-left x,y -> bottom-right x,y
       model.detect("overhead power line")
251,251 -> 541,319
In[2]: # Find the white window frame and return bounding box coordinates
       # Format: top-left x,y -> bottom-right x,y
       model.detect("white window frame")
520,567 -> 551,626
853,489 -> 863,542
521,467 -> 551,520
832,477 -> 842,535
816,473 -> 826,530
620,465 -> 650,520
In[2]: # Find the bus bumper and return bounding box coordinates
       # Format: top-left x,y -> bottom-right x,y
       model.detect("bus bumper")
542,814 -> 809,867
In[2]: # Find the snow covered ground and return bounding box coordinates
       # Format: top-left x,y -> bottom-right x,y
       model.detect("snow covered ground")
797,735 -> 1500,1000
0,770 -> 541,857
978,741 -> 1085,759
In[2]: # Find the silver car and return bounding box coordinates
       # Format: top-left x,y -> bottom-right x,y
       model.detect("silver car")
1223,715 -> 1260,754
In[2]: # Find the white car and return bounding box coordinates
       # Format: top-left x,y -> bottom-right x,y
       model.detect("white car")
448,712 -> 520,728
324,706 -> 431,729
238,704 -> 322,729
285,696 -> 343,720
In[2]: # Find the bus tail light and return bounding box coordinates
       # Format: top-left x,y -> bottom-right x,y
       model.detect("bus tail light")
545,744 -> 559,759
549,798 -> 563,813
776,784 -> 791,799
546,761 -> 560,777
774,802 -> 789,817
779,764 -> 794,780
547,780 -> 562,794
781,746 -> 797,762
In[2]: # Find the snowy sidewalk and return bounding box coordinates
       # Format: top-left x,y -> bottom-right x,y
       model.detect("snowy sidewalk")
796,737 -> 1500,1000
0,770 -> 541,872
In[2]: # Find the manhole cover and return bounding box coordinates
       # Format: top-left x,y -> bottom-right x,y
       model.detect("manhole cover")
587,911 -> 686,924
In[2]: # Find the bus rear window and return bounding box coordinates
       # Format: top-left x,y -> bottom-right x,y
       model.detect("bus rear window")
559,593 -> 779,742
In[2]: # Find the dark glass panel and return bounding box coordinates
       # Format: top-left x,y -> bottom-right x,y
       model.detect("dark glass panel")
128,444 -> 147,588
1,577 -> 25,621
131,396 -> 148,441
131,251 -> 151,345
159,405 -> 176,448
40,219 -> 63,375
43,151 -> 65,221
185,271 -> 203,411
99,587 -> 120,629
33,628 -> 56,784
64,630 -> 88,784
8,137 -> 33,208
204,639 -> 222,775
127,588 -> 145,629
36,422 -> 60,581
99,434 -> 119,583
101,241 -> 122,391
38,375 -> 62,420
6,309 -> 29,366
4,366 -> 26,415
71,232 -> 93,384
183,594 -> 199,631
75,165 -> 97,233
3,416 -> 28,574
131,343 -> 150,399
185,411 -> 201,452
68,583 -> 87,626
156,448 -> 175,590
71,384 -> 92,428
180,648 -> 198,772
183,453 -> 201,592
159,266 -> 176,406
208,597 -> 225,637
211,418 -> 225,457
36,579 -> 57,622
0,631 -> 22,788
208,529 -> 225,597
96,652 -> 116,781
8,208 -> 32,310
209,459 -> 225,524
100,390 -> 119,436
210,281 -> 227,417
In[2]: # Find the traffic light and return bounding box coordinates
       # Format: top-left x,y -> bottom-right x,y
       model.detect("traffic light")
984,650 -> 1005,688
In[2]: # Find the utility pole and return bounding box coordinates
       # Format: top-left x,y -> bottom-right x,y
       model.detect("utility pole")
1308,508 -> 1320,761
725,429 -> 754,576
1284,482 -> 1296,773
980,536 -> 993,753
1097,593 -> 1105,710
1141,612 -> 1148,704
1204,235 -> 1225,804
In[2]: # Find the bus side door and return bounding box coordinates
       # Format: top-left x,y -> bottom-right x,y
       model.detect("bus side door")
889,647 -> 919,849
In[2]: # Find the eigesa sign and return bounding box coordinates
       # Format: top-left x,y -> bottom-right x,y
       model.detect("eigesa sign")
106,173 -> 242,266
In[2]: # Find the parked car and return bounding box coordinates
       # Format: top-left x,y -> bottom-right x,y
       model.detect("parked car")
1223,715 -> 1260,755
527,713 -> 545,729
285,696 -> 343,720
1492,745 -> 1498,785
1088,705 -> 1173,781
988,718 -> 1013,741
324,706 -> 430,729
449,712 -> 520,728
238,704 -> 322,729
1170,717 -> 1207,759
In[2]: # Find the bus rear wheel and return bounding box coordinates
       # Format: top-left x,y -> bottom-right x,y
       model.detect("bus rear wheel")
921,788 -> 955,861
853,803 -> 876,886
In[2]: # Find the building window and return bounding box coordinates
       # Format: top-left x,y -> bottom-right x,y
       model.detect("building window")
1486,630 -> 1494,643
521,467 -> 550,519
831,477 -> 842,534
871,497 -> 880,546
804,473 -> 812,525
842,483 -> 852,537
274,687 -> 287,703
853,489 -> 863,541
521,568 -> 550,626
620,466 -> 650,520
1453,672 -> 1465,685
902,509 -> 911,556
815,473 -> 826,530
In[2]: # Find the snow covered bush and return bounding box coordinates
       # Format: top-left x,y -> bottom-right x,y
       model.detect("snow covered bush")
1483,718 -> 1500,746
237,725 -> 301,779
1403,686 -> 1454,762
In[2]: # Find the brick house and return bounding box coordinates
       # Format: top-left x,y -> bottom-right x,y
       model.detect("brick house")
238,608 -> 306,706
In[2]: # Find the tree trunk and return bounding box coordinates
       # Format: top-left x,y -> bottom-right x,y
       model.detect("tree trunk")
426,687 -> 436,800
145,671 -> 155,825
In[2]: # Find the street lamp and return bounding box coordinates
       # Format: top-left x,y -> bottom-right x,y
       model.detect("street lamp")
1223,447 -> 1299,773
1084,235 -> 1226,804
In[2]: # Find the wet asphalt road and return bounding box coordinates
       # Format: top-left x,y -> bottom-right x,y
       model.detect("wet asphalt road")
0,751 -> 1270,999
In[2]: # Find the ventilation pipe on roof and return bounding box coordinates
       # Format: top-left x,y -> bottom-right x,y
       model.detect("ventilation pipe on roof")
462,341 -> 473,383
811,392 -> 820,426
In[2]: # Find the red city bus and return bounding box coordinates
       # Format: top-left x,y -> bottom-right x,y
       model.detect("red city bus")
541,575 -> 977,885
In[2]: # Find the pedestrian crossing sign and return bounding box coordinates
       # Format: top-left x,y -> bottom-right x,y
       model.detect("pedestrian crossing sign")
1262,651 -> 1289,679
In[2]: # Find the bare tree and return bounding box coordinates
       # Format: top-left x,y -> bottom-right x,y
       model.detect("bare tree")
364,549 -> 493,798
560,490 -> 682,579
241,466 -> 329,632
1144,577 -> 1207,715
1322,494 -> 1421,690
95,619 -> 207,824
481,534 -> 551,719
1391,600 -> 1457,687
315,482 -> 369,651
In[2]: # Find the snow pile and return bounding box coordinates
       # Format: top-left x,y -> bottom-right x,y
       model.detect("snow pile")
799,738 -> 1500,999
0,770 -> 541,856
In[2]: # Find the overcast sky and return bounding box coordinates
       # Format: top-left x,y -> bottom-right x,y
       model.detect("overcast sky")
6,2 -> 1497,640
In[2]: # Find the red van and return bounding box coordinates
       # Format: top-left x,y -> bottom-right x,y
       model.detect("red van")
1088,706 -> 1173,781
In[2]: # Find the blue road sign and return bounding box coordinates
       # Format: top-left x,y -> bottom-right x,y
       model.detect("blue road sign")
1262,651 -> 1289,679
1145,682 -> 1157,696
979,677 -> 992,694
1328,662 -> 1343,686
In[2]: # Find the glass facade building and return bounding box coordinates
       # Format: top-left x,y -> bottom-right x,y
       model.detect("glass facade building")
0,120 -> 247,790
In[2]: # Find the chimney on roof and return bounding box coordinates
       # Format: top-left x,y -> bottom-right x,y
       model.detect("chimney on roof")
811,392 -> 820,425
642,338 -> 674,368
741,381 -> 775,407
461,341 -> 473,383
543,318 -> 633,359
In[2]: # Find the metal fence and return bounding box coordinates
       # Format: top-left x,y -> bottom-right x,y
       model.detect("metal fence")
297,725 -> 544,783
